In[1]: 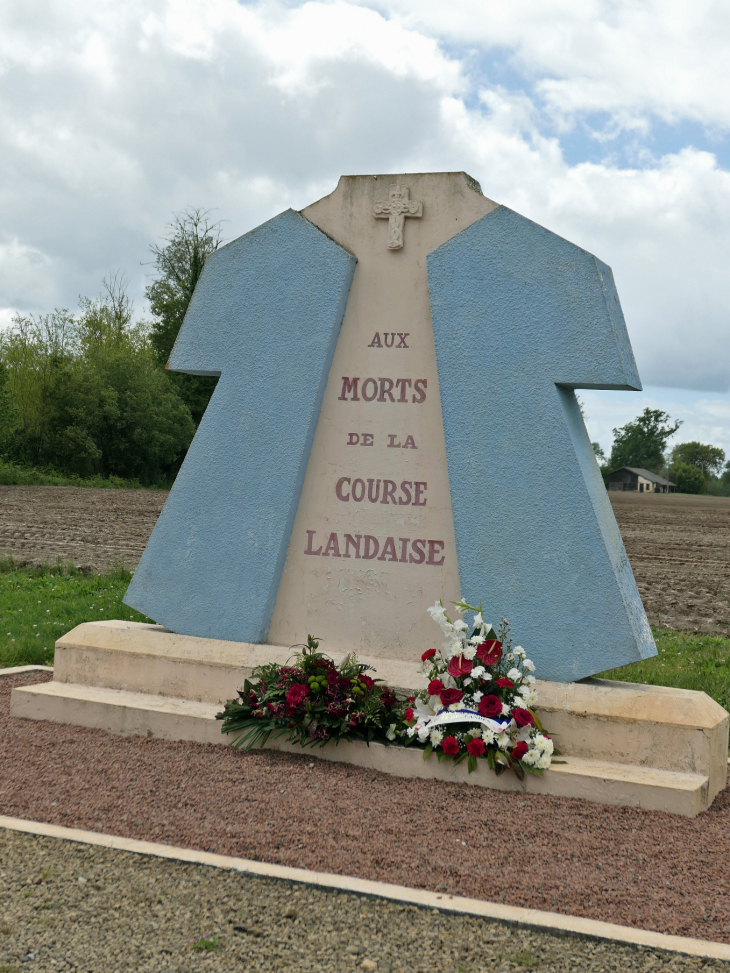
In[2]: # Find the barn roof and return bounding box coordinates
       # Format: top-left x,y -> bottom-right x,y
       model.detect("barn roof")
610,467 -> 676,487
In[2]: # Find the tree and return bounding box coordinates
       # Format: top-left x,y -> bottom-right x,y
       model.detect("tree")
0,279 -> 195,484
609,408 -> 682,473
669,441 -> 725,478
145,209 -> 223,424
673,462 -> 705,494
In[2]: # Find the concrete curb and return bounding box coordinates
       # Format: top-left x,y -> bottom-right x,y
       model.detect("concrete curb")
0,665 -> 53,676
1,814 -> 729,962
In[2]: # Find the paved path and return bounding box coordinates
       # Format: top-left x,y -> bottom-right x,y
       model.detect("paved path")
1,829 -> 727,973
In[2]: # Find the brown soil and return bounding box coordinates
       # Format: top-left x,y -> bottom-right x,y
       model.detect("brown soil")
2,671 -> 730,946
1,486 -> 729,636
610,492 -> 730,635
0,485 -> 167,572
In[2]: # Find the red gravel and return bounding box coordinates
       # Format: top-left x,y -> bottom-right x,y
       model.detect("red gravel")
2,671 -> 729,945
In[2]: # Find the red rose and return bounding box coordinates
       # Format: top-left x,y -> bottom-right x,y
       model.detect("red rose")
478,695 -> 503,719
427,679 -> 444,696
442,736 -> 460,756
466,737 -> 486,756
359,674 -> 375,689
447,654 -> 473,679
512,707 -> 534,727
286,683 -> 309,709
439,688 -> 463,708
327,671 -> 338,686
407,696 -> 416,704
404,708 -> 415,722
421,648 -> 437,661
476,639 -> 503,666
495,678 -> 514,689
512,741 -> 529,760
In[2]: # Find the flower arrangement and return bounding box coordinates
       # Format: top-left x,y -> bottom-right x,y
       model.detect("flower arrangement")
216,635 -> 404,751
217,600 -> 556,780
403,600 -> 555,778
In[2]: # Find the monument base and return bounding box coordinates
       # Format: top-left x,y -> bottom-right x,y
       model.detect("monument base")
11,621 -> 729,818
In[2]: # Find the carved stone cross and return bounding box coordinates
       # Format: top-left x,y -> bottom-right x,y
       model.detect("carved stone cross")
373,184 -> 423,250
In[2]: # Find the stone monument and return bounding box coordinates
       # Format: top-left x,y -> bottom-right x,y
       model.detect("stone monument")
12,172 -> 728,816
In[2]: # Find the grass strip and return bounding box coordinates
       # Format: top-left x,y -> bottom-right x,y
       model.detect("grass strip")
599,628 -> 730,712
0,459 -> 167,489
0,559 -> 152,668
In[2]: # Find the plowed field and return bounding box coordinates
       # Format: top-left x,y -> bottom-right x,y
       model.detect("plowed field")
1,485 -> 729,635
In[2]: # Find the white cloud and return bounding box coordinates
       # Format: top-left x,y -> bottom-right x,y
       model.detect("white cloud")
0,0 -> 728,406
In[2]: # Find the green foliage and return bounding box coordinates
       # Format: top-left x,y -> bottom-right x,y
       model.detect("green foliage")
670,441 -> 725,478
672,461 -> 706,494
145,209 -> 222,424
609,408 -> 681,474
0,459 -> 151,488
0,560 -> 152,667
0,276 -> 194,486
599,628 -> 730,713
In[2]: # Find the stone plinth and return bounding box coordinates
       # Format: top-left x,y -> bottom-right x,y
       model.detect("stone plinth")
11,621 -> 729,818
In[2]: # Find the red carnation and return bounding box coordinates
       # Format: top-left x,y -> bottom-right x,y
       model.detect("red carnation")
404,708 -> 415,722
359,674 -> 375,689
439,687 -> 463,708
476,639 -> 503,666
512,741 -> 529,761
421,648 -> 437,662
478,695 -> 503,719
407,696 -> 416,704
327,671 -> 338,686
442,736 -> 460,756
447,654 -> 473,679
495,678 -> 514,689
512,707 -> 534,727
286,683 -> 309,709
427,679 -> 444,696
467,737 -> 486,756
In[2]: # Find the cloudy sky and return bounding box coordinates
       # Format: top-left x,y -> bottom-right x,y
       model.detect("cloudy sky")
1,0 -> 729,456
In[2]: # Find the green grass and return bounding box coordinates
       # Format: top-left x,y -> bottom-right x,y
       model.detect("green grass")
0,458 -> 166,489
0,559 -> 153,668
599,628 -> 730,711
191,937 -> 221,952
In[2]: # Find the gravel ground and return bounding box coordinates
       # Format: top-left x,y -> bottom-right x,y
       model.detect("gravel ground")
1,830 -> 728,973
2,673 -> 730,948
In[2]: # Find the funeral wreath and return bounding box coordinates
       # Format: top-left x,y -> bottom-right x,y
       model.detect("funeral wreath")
217,600 -> 556,779
404,600 -> 556,778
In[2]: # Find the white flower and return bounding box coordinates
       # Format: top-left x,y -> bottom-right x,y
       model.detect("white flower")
417,725 -> 430,743
430,729 -> 443,747
406,726 -> 417,738
468,634 -> 484,645
537,754 -> 551,770
523,658 -> 536,672
507,667 -> 521,682
386,723 -> 397,741
471,666 -> 486,680
524,689 -> 539,707
513,646 -> 526,659
467,727 -> 482,738
453,619 -> 468,632
473,611 -> 484,628
496,732 -> 510,750
427,602 -> 453,636
501,703 -> 511,717
463,645 -> 477,660
472,691 -> 484,703
518,685 -> 531,698
505,652 -> 514,663
525,674 -> 536,685
522,748 -> 540,766
482,729 -> 495,745
463,677 -> 473,686
535,734 -> 554,755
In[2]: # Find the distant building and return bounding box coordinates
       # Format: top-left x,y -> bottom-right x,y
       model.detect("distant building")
607,467 -> 676,493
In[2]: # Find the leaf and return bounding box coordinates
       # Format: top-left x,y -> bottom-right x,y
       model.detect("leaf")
423,743 -> 433,761
467,755 -> 477,774
454,751 -> 468,766
531,711 -> 544,732
551,759 -> 568,764
521,764 -> 544,776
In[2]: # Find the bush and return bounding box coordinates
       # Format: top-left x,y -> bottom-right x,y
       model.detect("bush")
672,462 -> 705,494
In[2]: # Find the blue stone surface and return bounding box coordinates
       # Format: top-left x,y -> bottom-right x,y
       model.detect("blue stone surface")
427,206 -> 656,681
124,209 -> 356,642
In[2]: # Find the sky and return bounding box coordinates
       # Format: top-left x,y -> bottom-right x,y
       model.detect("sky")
1,0 -> 729,458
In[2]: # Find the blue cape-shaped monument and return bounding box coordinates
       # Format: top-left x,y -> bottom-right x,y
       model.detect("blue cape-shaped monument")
125,173 -> 655,682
